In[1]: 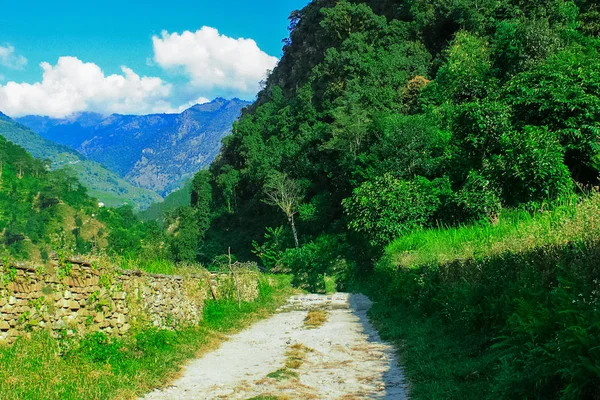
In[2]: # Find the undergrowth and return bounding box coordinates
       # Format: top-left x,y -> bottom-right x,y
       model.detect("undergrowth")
364,194 -> 600,399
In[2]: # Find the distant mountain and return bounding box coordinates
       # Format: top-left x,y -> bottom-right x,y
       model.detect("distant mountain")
17,98 -> 250,196
0,112 -> 162,209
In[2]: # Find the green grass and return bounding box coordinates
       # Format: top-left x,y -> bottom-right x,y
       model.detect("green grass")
368,300 -> 497,399
365,194 -> 600,399
386,194 -> 600,268
266,368 -> 299,380
0,274 -> 293,400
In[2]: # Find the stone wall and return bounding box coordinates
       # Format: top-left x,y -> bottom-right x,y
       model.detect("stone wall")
0,258 -> 260,345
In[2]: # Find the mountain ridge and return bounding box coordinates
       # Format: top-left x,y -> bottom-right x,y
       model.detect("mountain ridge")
0,115 -> 162,209
15,97 -> 250,196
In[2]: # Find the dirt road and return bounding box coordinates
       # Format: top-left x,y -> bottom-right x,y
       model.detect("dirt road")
142,293 -> 408,399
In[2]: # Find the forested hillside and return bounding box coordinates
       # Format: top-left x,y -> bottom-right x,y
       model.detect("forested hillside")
171,0 -> 600,397
185,0 -> 600,259
17,98 -> 250,196
0,134 -> 102,259
0,133 -> 169,263
0,113 -> 162,209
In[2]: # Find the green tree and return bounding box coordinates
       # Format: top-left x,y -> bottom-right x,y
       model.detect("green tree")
343,174 -> 449,247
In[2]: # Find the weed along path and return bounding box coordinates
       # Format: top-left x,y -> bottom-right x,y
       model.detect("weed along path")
142,293 -> 408,399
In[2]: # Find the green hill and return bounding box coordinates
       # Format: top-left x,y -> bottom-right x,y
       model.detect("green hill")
0,133 -> 104,259
172,0 -> 600,397
138,180 -> 193,223
0,113 -> 162,210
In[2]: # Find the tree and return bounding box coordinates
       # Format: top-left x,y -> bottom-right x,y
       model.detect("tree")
263,173 -> 304,248
215,165 -> 240,213
343,174 -> 449,247
323,91 -> 372,159
190,170 -> 213,236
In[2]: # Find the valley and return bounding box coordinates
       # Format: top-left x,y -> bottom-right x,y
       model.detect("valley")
1,0 -> 600,399
17,97 -> 249,197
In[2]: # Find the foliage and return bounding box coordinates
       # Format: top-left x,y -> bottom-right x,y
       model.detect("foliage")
343,174 -> 449,246
251,226 -> 287,271
279,234 -> 350,292
370,195 -> 600,399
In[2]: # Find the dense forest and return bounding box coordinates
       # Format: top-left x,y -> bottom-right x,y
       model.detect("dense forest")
173,0 -> 600,268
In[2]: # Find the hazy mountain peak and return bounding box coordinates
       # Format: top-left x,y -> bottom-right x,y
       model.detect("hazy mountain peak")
16,97 -> 250,196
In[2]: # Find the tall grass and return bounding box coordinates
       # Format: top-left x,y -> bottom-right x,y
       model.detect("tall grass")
386,194 -> 600,268
365,194 -> 600,399
0,274 -> 293,400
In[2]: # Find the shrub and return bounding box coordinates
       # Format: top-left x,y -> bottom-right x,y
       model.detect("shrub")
343,174 -> 449,247
279,234 -> 350,292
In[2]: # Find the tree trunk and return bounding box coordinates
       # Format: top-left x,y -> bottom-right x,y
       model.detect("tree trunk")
289,214 -> 299,248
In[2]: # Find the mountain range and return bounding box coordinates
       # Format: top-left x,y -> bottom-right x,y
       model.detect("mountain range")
16,97 -> 250,197
0,112 -> 162,209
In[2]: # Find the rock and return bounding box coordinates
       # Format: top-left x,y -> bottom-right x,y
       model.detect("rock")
0,321 -> 9,331
68,301 -> 80,310
53,319 -> 66,330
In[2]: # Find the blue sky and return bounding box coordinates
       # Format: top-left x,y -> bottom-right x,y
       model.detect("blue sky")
0,0 -> 309,117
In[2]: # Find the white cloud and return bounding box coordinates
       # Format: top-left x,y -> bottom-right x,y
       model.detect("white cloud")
0,45 -> 27,70
168,96 -> 211,113
0,56 -> 177,117
152,27 -> 278,95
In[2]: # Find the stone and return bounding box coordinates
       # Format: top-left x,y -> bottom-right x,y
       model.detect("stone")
68,301 -> 80,310
0,321 -> 9,331
53,319 -> 66,330
118,324 -> 131,334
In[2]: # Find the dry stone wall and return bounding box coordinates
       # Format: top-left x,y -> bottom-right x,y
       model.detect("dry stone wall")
0,258 -> 260,345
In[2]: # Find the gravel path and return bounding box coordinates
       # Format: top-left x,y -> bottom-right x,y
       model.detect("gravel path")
142,293 -> 408,400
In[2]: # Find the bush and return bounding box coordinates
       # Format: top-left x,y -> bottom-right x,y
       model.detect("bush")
75,332 -> 124,364
456,170 -> 502,222
279,234 -> 351,293
343,174 -> 449,247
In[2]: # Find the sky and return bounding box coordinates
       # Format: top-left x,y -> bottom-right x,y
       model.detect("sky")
0,0 -> 309,117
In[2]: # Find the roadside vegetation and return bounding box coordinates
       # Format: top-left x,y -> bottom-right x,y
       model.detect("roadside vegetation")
2,0 -> 600,398
0,275 -> 293,400
364,193 -> 600,398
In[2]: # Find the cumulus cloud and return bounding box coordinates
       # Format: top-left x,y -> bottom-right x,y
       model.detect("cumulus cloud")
0,57 -> 175,117
0,45 -> 27,70
152,27 -> 278,95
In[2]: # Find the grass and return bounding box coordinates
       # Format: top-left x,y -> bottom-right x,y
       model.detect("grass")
0,274 -> 294,400
368,300 -> 497,399
386,194 -> 600,268
303,310 -> 328,329
266,343 -> 312,381
365,194 -> 600,399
